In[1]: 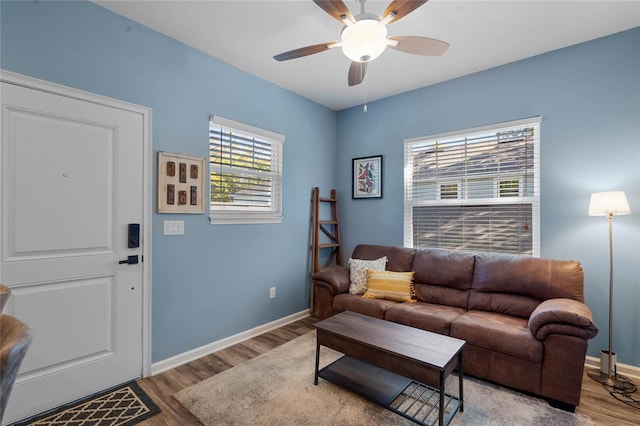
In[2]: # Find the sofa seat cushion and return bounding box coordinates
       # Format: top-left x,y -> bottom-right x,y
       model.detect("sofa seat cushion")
451,310 -> 543,362
468,291 -> 539,319
385,302 -> 465,336
333,294 -> 397,319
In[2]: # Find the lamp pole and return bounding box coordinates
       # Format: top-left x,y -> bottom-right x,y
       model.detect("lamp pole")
588,212 -> 618,386
606,212 -> 613,383
587,191 -> 635,391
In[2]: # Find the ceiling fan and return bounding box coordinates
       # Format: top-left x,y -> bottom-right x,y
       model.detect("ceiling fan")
273,0 -> 449,87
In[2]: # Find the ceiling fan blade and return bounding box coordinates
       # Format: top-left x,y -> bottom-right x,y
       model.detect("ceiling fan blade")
273,42 -> 335,61
313,0 -> 355,24
388,36 -> 449,56
381,0 -> 428,25
348,61 -> 367,86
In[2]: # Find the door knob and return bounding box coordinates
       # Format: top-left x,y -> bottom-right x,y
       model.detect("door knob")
118,255 -> 139,265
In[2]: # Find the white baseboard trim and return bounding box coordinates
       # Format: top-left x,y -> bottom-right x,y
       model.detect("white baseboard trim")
150,310 -> 310,375
585,355 -> 640,380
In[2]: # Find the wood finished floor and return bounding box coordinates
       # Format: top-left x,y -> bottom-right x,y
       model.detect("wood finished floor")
137,316 -> 639,425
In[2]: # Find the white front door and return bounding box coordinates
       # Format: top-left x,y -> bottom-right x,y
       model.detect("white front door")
0,73 -> 150,424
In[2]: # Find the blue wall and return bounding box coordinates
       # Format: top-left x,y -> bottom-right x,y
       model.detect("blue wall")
1,1 -> 337,362
336,28 -> 640,366
2,1 -> 638,367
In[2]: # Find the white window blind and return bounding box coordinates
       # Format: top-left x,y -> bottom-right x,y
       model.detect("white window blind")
404,118 -> 540,255
209,116 -> 284,225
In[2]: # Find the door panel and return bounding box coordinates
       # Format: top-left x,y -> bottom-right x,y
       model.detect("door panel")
5,107 -> 115,258
1,77 -> 148,424
8,277 -> 115,372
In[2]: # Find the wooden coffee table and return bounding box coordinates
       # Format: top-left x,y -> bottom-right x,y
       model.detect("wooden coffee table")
314,311 -> 465,426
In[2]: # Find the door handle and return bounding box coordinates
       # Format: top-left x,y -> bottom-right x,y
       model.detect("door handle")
118,255 -> 139,265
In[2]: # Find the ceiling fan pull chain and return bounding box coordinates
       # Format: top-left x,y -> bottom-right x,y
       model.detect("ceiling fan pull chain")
363,79 -> 368,113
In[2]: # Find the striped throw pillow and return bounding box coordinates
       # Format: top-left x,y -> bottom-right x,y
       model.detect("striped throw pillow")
363,270 -> 416,303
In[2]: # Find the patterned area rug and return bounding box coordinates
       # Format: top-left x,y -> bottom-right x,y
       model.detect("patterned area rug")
175,331 -> 593,425
10,381 -> 160,426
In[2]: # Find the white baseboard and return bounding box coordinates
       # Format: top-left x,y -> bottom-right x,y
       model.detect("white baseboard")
150,310 -> 310,375
585,355 -> 640,380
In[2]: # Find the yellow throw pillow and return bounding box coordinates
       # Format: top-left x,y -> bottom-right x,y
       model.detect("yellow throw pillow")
363,270 -> 416,303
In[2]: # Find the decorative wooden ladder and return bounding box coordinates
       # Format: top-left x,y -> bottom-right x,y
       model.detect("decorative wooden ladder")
310,187 -> 343,314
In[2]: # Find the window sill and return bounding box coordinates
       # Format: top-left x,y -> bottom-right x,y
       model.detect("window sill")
209,215 -> 283,225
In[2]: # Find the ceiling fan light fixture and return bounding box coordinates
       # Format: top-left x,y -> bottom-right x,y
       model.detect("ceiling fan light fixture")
273,0 -> 443,88
340,19 -> 388,63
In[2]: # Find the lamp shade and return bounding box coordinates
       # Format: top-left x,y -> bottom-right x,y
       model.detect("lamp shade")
588,191 -> 631,216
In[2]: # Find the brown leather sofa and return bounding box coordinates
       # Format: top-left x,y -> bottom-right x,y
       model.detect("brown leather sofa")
313,244 -> 599,409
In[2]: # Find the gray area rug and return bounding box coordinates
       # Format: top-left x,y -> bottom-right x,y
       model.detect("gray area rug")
174,331 -> 592,425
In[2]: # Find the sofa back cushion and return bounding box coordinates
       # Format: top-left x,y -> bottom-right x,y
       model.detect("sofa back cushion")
412,248 -> 476,308
469,252 -> 585,318
351,244 -> 416,272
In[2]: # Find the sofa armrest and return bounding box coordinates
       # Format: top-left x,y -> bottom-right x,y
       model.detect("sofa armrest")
528,298 -> 599,341
313,266 -> 350,295
313,266 -> 350,320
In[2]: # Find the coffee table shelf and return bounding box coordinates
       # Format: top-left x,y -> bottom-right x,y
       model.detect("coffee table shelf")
319,355 -> 460,426
314,311 -> 465,426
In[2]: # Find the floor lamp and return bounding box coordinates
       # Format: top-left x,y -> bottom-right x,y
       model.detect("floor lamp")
587,191 -> 631,389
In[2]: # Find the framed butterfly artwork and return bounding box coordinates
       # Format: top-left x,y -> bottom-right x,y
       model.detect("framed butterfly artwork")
352,155 -> 383,199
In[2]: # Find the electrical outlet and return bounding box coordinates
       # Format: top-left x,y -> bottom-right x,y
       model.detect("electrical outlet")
269,287 -> 276,299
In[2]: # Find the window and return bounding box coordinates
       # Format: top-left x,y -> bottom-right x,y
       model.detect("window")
439,183 -> 460,199
404,117 -> 540,255
209,116 -> 284,224
497,179 -> 521,198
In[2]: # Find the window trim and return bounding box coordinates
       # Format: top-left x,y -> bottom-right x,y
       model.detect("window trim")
209,115 -> 285,225
404,117 -> 541,256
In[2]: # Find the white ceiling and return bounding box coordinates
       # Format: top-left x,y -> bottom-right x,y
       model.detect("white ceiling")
94,0 -> 640,111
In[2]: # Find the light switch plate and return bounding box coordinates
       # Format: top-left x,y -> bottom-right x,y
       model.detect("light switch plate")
163,220 -> 184,235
